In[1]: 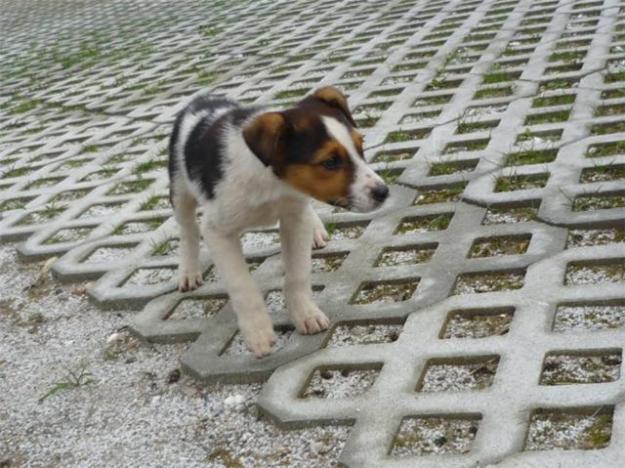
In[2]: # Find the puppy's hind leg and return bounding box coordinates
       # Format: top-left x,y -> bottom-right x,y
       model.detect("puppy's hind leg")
172,189 -> 203,292
309,205 -> 329,249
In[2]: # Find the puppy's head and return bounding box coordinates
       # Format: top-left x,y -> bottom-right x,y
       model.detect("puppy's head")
243,86 -> 389,212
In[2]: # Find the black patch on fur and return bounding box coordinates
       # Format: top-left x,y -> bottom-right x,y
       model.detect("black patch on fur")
168,112 -> 183,204
175,95 -> 261,200
283,118 -> 329,165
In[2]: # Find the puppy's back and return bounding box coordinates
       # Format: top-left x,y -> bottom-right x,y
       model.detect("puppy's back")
169,94 -> 260,201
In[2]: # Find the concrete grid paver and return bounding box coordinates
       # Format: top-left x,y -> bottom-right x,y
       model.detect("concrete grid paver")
1,0 -> 625,465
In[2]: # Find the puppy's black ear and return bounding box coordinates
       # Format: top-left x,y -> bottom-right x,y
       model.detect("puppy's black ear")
312,86 -> 356,127
243,112 -> 287,167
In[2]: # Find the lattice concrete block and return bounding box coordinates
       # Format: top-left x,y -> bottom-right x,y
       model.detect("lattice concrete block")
2,0 -> 625,464
258,244 -> 625,467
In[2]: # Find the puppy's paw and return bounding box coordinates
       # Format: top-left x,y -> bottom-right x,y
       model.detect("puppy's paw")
239,314 -> 277,358
312,224 -> 329,249
290,300 -> 330,335
178,269 -> 203,292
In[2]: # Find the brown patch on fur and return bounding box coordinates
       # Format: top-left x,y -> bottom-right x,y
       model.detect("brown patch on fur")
282,139 -> 354,205
242,112 -> 286,166
352,131 -> 364,157
311,87 -> 356,127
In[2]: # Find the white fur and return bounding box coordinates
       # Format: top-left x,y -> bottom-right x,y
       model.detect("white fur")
322,116 -> 386,212
172,111 -> 330,357
172,110 -> 383,357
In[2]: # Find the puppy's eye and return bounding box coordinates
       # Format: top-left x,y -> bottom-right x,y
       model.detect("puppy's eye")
321,154 -> 342,170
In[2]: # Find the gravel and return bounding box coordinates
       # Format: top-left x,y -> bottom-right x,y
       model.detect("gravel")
553,303 -> 625,332
419,358 -> 499,392
301,367 -> 380,399
453,271 -> 525,294
326,323 -> 402,347
566,228 -> 625,248
565,262 -> 625,285
441,310 -> 513,339
0,244 -> 348,467
540,353 -> 621,385
525,411 -> 613,451
390,417 -> 479,457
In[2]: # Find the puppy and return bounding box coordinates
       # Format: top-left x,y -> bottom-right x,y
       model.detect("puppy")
168,87 -> 389,357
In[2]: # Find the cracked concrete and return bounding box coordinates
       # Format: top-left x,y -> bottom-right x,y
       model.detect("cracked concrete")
2,0 -> 625,466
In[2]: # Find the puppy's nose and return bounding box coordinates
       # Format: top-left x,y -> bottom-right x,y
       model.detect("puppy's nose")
371,184 -> 389,203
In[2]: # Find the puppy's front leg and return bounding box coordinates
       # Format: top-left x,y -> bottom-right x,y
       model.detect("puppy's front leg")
280,205 -> 330,334
202,227 -> 276,358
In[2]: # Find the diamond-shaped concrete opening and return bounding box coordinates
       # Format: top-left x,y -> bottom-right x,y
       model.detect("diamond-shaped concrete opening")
566,227 -> 625,248
17,207 -> 66,225
0,196 -> 35,211
107,179 -> 154,195
300,363 -> 382,399
573,192 -> 625,212
122,267 -> 177,286
586,140 -> 625,158
384,128 -> 432,143
325,320 -> 403,347
327,221 -> 369,240
553,301 -> 625,332
443,138 -> 489,154
525,110 -> 570,125
474,86 -> 513,99
495,173 -> 549,192
525,407 -> 614,451
414,94 -> 452,106
351,279 -> 418,305
83,244 -> 138,263
414,183 -> 466,204
221,326 -> 294,356
417,356 -> 499,392
311,252 -> 348,273
79,202 -> 125,219
378,168 -> 404,185
440,307 -> 515,339
401,111 -> 441,124
516,128 -> 563,144
375,244 -> 437,266
580,164 -> 625,183
482,203 -> 539,225
456,119 -> 499,134
373,147 -> 418,163
504,149 -> 558,166
469,234 -> 531,258
113,218 -> 166,235
151,238 -> 179,256
565,259 -> 625,285
390,415 -> 481,457
540,349 -> 622,385
591,121 -> 625,136
25,176 -> 65,189
395,213 -> 453,234
167,296 -> 227,320
43,226 -> 94,245
50,189 -> 91,204
453,269 -> 525,294
428,159 -> 478,176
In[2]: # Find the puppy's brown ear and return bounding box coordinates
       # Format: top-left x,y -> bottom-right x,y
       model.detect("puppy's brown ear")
312,86 -> 356,127
243,112 -> 286,167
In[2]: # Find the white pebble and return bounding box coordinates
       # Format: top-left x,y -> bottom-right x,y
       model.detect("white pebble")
224,394 -> 246,412
106,332 -> 122,344
310,440 -> 327,454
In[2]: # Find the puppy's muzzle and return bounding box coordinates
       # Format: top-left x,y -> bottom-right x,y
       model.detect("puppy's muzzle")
371,183 -> 389,203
